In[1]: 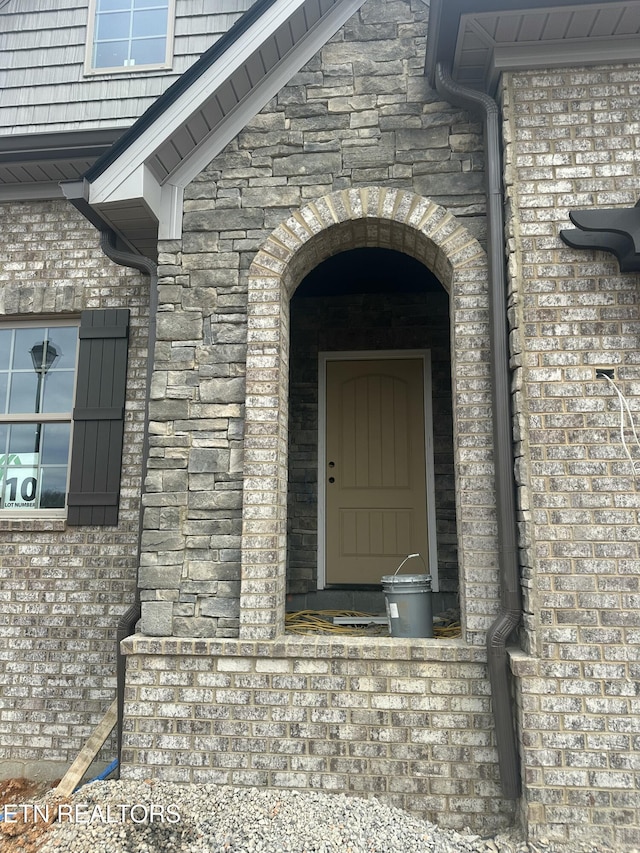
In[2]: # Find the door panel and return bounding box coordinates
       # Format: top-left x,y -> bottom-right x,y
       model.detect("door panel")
325,358 -> 428,585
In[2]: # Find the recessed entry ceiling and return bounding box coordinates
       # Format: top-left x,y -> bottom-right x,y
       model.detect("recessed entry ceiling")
295,249 -> 444,298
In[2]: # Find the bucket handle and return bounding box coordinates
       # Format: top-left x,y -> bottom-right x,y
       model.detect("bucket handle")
392,552 -> 427,579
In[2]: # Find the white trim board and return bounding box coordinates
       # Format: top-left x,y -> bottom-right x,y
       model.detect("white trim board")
87,0 -> 367,241
317,350 -> 439,593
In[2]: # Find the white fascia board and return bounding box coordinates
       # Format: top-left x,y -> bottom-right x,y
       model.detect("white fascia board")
92,0 -> 367,240
159,183 -> 184,241
89,0 -> 312,207
159,0 -> 366,238
493,36 -> 640,72
167,0 -> 366,190
95,161 -> 162,215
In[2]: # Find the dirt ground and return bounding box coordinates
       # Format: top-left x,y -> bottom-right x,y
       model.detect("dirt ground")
0,777 -> 63,853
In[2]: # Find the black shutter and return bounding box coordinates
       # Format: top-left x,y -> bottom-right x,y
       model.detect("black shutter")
67,309 -> 130,526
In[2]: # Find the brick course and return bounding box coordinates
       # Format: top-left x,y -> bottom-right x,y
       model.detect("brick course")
121,635 -> 514,834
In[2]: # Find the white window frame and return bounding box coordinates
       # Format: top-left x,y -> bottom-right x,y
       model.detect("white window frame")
85,0 -> 176,76
0,320 -> 79,517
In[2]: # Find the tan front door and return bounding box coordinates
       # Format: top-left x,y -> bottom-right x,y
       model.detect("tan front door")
325,358 -> 429,585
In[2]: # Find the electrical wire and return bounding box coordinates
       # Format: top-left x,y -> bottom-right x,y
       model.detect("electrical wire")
598,373 -> 640,475
285,610 -> 385,635
285,609 -> 461,638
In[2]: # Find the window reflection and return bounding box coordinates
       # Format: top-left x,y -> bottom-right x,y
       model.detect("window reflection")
42,371 -> 75,414
49,328 -> 77,370
40,468 -> 67,509
0,324 -> 77,511
8,424 -> 39,455
41,424 -> 71,465
8,373 -> 39,415
0,329 -> 11,371
14,329 -> 49,370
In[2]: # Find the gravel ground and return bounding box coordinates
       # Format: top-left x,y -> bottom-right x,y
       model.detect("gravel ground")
14,780 -> 618,853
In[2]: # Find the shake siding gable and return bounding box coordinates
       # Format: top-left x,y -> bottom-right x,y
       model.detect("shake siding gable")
0,0 -> 257,135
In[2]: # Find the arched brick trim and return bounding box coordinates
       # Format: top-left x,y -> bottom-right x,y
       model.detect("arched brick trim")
241,187 -> 490,641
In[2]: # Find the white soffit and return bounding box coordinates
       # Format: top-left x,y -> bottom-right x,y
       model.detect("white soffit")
454,1 -> 640,91
89,0 -> 367,239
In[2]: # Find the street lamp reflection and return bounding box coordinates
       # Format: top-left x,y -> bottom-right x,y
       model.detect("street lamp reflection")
29,341 -> 60,414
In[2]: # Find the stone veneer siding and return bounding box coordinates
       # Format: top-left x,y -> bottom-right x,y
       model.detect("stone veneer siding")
503,65 -> 640,848
0,200 -> 148,778
128,0 -> 514,832
140,0 -> 491,642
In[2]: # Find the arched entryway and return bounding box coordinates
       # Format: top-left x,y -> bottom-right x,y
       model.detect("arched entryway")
286,247 -> 458,618
240,188 -> 493,642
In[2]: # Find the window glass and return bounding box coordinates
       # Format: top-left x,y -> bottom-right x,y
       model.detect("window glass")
0,324 -> 78,512
41,424 -> 71,465
7,373 -> 39,415
13,328 -> 51,370
132,9 -> 164,36
42,371 -> 75,414
0,373 -> 8,414
98,0 -> 129,10
49,327 -> 78,370
39,468 -> 67,509
131,37 -> 165,65
8,423 -> 40,456
96,11 -> 129,40
0,329 -> 12,370
95,41 -> 129,68
90,0 -> 171,70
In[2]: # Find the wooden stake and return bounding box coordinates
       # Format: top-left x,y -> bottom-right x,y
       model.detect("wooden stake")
54,700 -> 118,798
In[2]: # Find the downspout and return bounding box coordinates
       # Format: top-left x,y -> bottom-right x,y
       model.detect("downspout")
62,181 -> 158,772
434,63 -> 522,799
100,230 -> 157,772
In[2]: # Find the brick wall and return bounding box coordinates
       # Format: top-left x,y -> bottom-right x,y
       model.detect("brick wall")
0,199 -> 147,778
503,65 -> 640,848
122,635 -> 514,834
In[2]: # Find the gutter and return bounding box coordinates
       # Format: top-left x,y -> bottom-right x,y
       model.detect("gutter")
434,64 -> 522,799
62,180 -> 158,771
